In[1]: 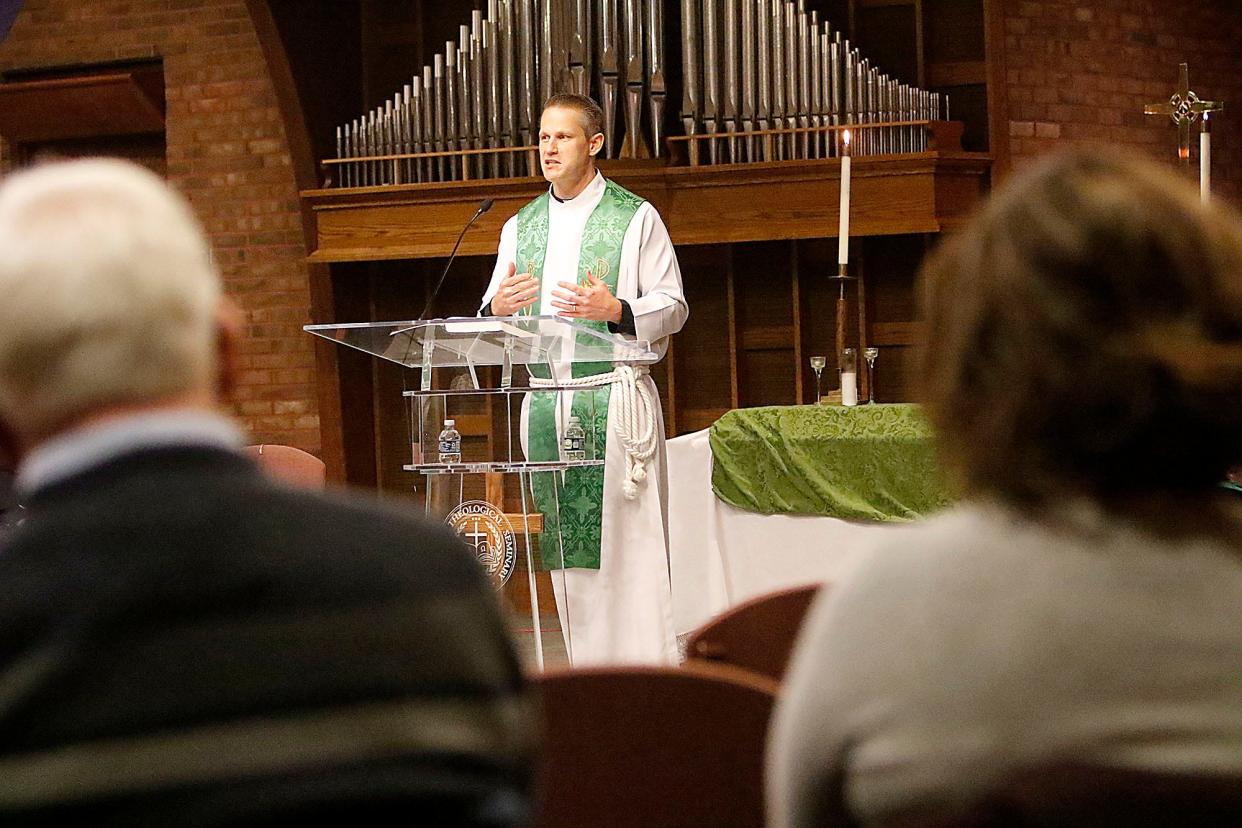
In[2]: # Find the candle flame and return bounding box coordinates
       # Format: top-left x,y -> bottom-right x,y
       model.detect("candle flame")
843,129 -> 852,146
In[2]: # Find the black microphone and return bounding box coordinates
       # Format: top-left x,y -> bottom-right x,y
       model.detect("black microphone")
417,198 -> 494,320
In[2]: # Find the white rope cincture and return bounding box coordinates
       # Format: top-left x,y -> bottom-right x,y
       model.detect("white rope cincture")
529,364 -> 658,500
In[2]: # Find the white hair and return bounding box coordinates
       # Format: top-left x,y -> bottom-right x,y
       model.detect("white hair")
0,159 -> 220,439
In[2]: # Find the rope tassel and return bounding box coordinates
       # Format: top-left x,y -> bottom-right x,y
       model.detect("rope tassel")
612,366 -> 658,499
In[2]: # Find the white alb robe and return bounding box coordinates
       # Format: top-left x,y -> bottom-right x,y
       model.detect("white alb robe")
481,172 -> 688,665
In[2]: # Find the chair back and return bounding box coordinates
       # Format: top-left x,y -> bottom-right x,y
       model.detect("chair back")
244,444 -> 326,490
533,662 -> 778,828
685,583 -> 822,682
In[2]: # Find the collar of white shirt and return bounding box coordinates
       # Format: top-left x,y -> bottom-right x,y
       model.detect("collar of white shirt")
17,409 -> 244,498
549,170 -> 605,205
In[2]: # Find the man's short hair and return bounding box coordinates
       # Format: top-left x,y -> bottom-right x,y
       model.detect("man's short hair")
0,159 -> 220,439
542,93 -> 605,140
920,148 -> 1242,508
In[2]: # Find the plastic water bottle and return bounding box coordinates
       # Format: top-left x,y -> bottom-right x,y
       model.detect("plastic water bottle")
562,415 -> 587,462
438,418 -> 461,464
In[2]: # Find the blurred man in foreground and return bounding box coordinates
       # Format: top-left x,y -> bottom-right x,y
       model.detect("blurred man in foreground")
0,159 -> 532,826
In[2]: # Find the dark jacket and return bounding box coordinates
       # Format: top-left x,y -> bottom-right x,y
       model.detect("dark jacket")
0,469 -> 20,536
0,445 -> 532,827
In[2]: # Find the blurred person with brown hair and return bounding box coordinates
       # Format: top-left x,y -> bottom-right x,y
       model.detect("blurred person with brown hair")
767,148 -> 1242,826
0,159 -> 532,826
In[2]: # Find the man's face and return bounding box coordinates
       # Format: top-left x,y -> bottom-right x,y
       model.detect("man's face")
539,105 -> 601,187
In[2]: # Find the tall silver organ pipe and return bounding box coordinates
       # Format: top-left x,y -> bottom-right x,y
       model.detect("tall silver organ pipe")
722,0 -> 740,161
679,0 -> 700,165
485,16 -> 501,177
517,0 -> 535,156
756,0 -> 771,157
740,0 -> 756,161
645,0 -> 666,157
808,12 -> 820,159
770,0 -> 785,160
621,0 -> 648,157
499,0 -> 517,176
599,0 -> 620,158
701,0 -> 720,164
797,9 -> 811,158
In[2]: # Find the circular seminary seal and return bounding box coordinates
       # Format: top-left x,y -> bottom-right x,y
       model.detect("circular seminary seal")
446,501 -> 517,590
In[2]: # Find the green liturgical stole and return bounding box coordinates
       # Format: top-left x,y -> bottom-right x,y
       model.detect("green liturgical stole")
517,180 -> 644,570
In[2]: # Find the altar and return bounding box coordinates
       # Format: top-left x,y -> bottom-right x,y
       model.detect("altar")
667,403 -> 952,637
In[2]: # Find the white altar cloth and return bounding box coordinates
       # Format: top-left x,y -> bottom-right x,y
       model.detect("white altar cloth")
666,428 -> 903,637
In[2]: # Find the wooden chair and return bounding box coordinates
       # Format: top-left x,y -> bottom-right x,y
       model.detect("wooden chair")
533,662 -> 778,828
878,763 -> 1242,827
243,444 -> 326,490
684,583 -> 823,683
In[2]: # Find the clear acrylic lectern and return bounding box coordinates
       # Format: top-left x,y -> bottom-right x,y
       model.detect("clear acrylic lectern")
305,315 -> 658,668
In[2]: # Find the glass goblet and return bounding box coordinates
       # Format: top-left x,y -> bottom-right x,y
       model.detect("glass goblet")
863,347 -> 879,404
809,356 -> 827,403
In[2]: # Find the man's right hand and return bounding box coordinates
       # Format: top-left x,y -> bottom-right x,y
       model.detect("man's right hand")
489,262 -> 540,316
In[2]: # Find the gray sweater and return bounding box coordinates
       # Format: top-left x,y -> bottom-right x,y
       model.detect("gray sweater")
767,501 -> 1242,826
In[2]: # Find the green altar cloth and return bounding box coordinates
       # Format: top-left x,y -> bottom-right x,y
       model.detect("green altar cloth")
709,403 -> 953,520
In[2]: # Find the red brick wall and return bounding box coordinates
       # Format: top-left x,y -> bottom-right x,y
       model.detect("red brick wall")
1002,0 -> 1242,203
0,0 -> 320,452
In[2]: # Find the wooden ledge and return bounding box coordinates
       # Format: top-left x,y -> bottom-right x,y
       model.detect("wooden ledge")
0,67 -> 165,142
301,152 -> 992,263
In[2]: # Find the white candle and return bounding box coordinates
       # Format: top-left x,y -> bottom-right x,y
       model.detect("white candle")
841,370 -> 858,406
838,129 -> 852,265
1201,127 -> 1211,204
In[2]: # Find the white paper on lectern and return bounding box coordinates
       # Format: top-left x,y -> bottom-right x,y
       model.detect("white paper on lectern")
442,318 -> 539,338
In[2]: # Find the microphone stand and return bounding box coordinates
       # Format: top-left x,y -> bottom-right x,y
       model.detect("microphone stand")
417,198 -> 494,321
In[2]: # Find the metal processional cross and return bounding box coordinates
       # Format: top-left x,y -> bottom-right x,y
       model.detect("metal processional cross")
1144,63 -> 1223,165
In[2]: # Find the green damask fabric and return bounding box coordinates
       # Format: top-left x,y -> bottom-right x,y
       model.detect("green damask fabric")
518,180 -> 644,569
513,194 -> 551,321
528,386 -> 610,569
709,403 -> 954,520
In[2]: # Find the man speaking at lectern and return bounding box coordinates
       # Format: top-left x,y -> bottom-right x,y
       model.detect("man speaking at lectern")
480,93 -> 688,665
